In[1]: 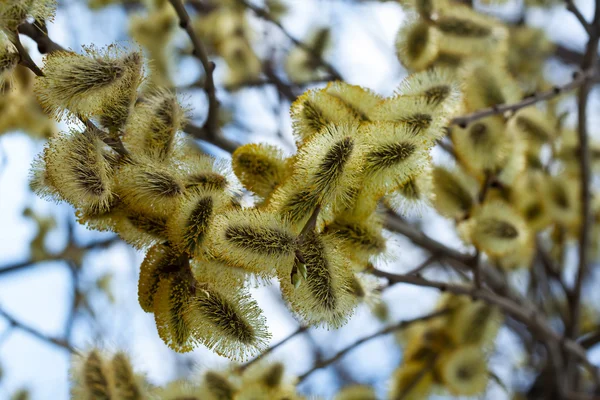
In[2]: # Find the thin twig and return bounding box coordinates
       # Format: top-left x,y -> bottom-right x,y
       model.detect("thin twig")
239,325 -> 309,372
236,0 -> 343,80
297,310 -> 448,383
368,267 -> 600,385
565,0 -> 592,35
0,307 -> 77,353
168,0 -> 219,140
450,68 -> 597,128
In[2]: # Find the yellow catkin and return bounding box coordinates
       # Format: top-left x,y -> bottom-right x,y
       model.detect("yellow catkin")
431,165 -> 476,219
153,274 -> 196,352
388,362 -> 434,400
438,346 -> 489,396
395,19 -> 440,71
207,208 -> 297,276
35,46 -> 142,126
279,232 -> 357,328
232,143 -> 289,198
43,129 -> 115,214
290,89 -> 361,144
112,352 -> 146,400
462,200 -> 530,257
138,243 -> 184,312
0,0 -> 56,32
71,350 -> 115,400
124,88 -> 186,161
116,157 -> 186,216
185,283 -> 271,360
166,188 -> 231,257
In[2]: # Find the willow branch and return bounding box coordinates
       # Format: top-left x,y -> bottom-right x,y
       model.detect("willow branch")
168,0 -> 219,140
297,310 -> 448,383
0,307 -> 76,353
236,0 -> 343,81
565,0 -> 592,35
369,267 -> 600,385
450,68 -> 597,128
239,325 -> 309,372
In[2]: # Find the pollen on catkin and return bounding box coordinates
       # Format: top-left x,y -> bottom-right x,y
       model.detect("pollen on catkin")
138,243 -> 185,312
35,45 -> 143,125
508,107 -> 557,148
279,232 -> 357,329
232,143 -> 289,198
113,207 -> 170,249
0,35 -> 18,86
185,283 -> 271,361
385,164 -> 434,215
207,208 -> 297,276
43,129 -> 115,214
124,88 -> 186,161
394,69 -> 463,117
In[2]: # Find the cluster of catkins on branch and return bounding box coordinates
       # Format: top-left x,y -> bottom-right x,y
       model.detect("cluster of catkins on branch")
391,294 -> 501,399
70,348 -> 302,399
28,27 -> 462,360
394,0 -> 600,269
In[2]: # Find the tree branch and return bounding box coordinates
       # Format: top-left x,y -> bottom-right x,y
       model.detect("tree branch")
297,310 -> 448,383
168,0 -> 219,141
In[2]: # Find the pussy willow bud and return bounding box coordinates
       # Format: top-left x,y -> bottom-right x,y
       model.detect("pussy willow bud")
280,232 -> 357,328
35,46 -> 142,127
395,19 -> 440,71
43,129 -> 115,214
322,81 -> 383,122
166,188 -> 231,257
185,282 -> 271,360
335,385 -> 377,400
124,89 -> 186,161
207,209 -> 297,276
290,89 -> 360,144
0,0 -> 56,32
112,352 -> 146,400
117,157 -> 185,216
138,243 -> 183,312
437,346 -> 489,396
232,143 -> 289,198
451,116 -> 512,175
71,350 -> 115,400
462,62 -> 520,110
431,166 -> 477,219
462,200 -> 530,257
271,123 -> 365,226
